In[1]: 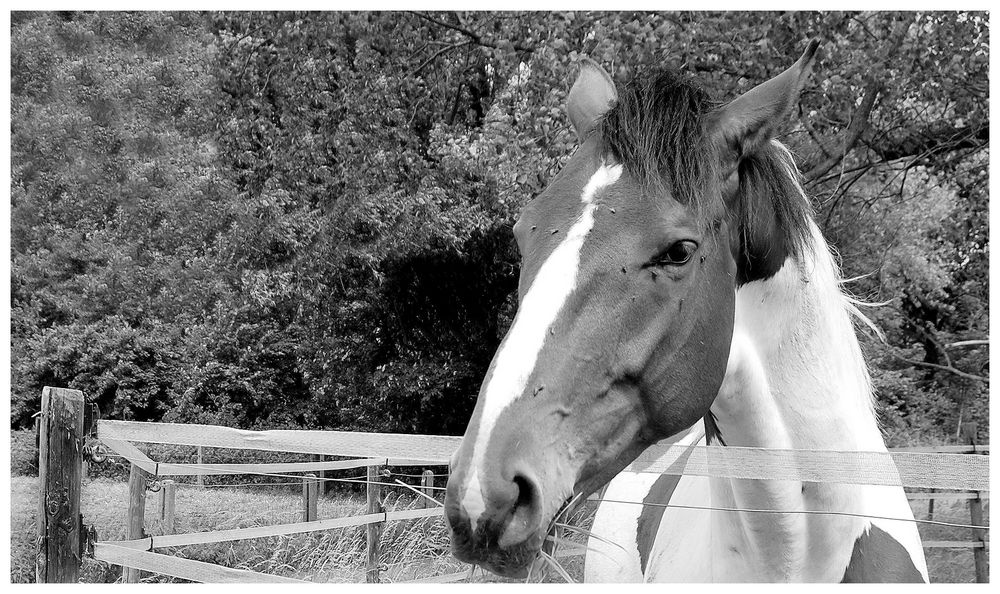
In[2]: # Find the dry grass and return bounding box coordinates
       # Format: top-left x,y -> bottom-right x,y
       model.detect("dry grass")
9,475 -> 590,583
10,475 -> 983,583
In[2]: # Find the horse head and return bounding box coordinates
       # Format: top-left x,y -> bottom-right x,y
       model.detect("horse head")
445,40 -> 820,578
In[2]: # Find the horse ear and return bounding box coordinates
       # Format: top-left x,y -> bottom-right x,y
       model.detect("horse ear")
711,38 -> 820,166
567,58 -> 618,142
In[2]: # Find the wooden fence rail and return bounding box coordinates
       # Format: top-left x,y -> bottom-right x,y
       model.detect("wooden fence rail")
36,388 -> 991,584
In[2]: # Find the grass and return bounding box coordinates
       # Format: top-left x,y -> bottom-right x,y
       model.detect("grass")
10,474 -> 985,583
9,474 -> 592,583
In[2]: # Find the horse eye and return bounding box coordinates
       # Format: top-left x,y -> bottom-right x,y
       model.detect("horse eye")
651,240 -> 698,267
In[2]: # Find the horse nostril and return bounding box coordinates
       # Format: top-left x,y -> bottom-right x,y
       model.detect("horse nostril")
513,474 -> 535,512
499,472 -> 544,548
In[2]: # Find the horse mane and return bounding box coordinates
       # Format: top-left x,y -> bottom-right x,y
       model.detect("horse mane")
596,68 -> 815,264
735,141 -> 815,264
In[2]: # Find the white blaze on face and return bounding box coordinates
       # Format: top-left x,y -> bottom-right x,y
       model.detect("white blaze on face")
460,163 -> 622,530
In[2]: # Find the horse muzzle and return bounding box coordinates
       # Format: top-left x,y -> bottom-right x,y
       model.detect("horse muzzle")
444,456 -> 551,577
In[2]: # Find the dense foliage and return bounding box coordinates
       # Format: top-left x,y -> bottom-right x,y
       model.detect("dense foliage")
10,11 -> 988,443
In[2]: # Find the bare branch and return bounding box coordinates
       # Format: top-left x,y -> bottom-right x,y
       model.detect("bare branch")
948,340 -> 989,349
803,81 -> 880,182
409,40 -> 471,77
894,355 -> 989,383
409,11 -> 535,53
865,123 -> 988,164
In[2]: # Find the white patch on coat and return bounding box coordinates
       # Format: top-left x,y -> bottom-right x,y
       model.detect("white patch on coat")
585,424 -> 705,583
461,164 -> 622,531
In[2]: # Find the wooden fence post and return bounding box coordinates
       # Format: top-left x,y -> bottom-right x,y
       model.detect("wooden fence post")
302,474 -> 319,522
159,480 -> 176,535
960,422 -> 987,583
196,446 -> 204,487
421,470 -> 435,509
35,387 -> 85,583
125,463 -> 151,583
366,465 -> 384,583
311,454 -> 331,495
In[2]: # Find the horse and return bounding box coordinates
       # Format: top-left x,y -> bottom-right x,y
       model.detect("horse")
443,39 -> 928,582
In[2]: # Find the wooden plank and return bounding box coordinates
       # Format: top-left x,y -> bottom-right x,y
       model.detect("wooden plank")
196,446 -> 204,487
302,474 -> 318,523
125,464 -> 151,582
93,543 -> 305,583
366,465 -> 383,583
312,454 -> 327,495
961,422 -> 989,583
421,470 -> 435,509
35,387 -> 85,583
969,491 -> 988,581
99,420 -> 460,462
160,480 -> 176,535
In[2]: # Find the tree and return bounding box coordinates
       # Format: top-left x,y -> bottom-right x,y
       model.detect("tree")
11,11 -> 234,423
11,11 -> 987,442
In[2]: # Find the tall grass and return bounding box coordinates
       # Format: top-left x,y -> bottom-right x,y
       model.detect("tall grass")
9,475 -> 591,583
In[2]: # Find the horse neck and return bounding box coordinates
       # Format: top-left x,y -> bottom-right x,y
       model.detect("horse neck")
712,220 -> 885,452
700,222 -> 890,581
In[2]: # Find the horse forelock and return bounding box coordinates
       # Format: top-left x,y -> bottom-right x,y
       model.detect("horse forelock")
597,68 -> 719,214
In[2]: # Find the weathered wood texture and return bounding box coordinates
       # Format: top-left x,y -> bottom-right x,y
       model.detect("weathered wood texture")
159,480 -> 176,535
196,446 -> 204,487
366,465 -> 384,583
421,470 -> 435,509
960,422 -> 988,583
302,473 -> 319,522
35,387 -> 85,583
125,464 -> 151,582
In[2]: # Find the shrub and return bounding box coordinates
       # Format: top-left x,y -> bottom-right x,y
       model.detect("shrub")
10,429 -> 39,477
